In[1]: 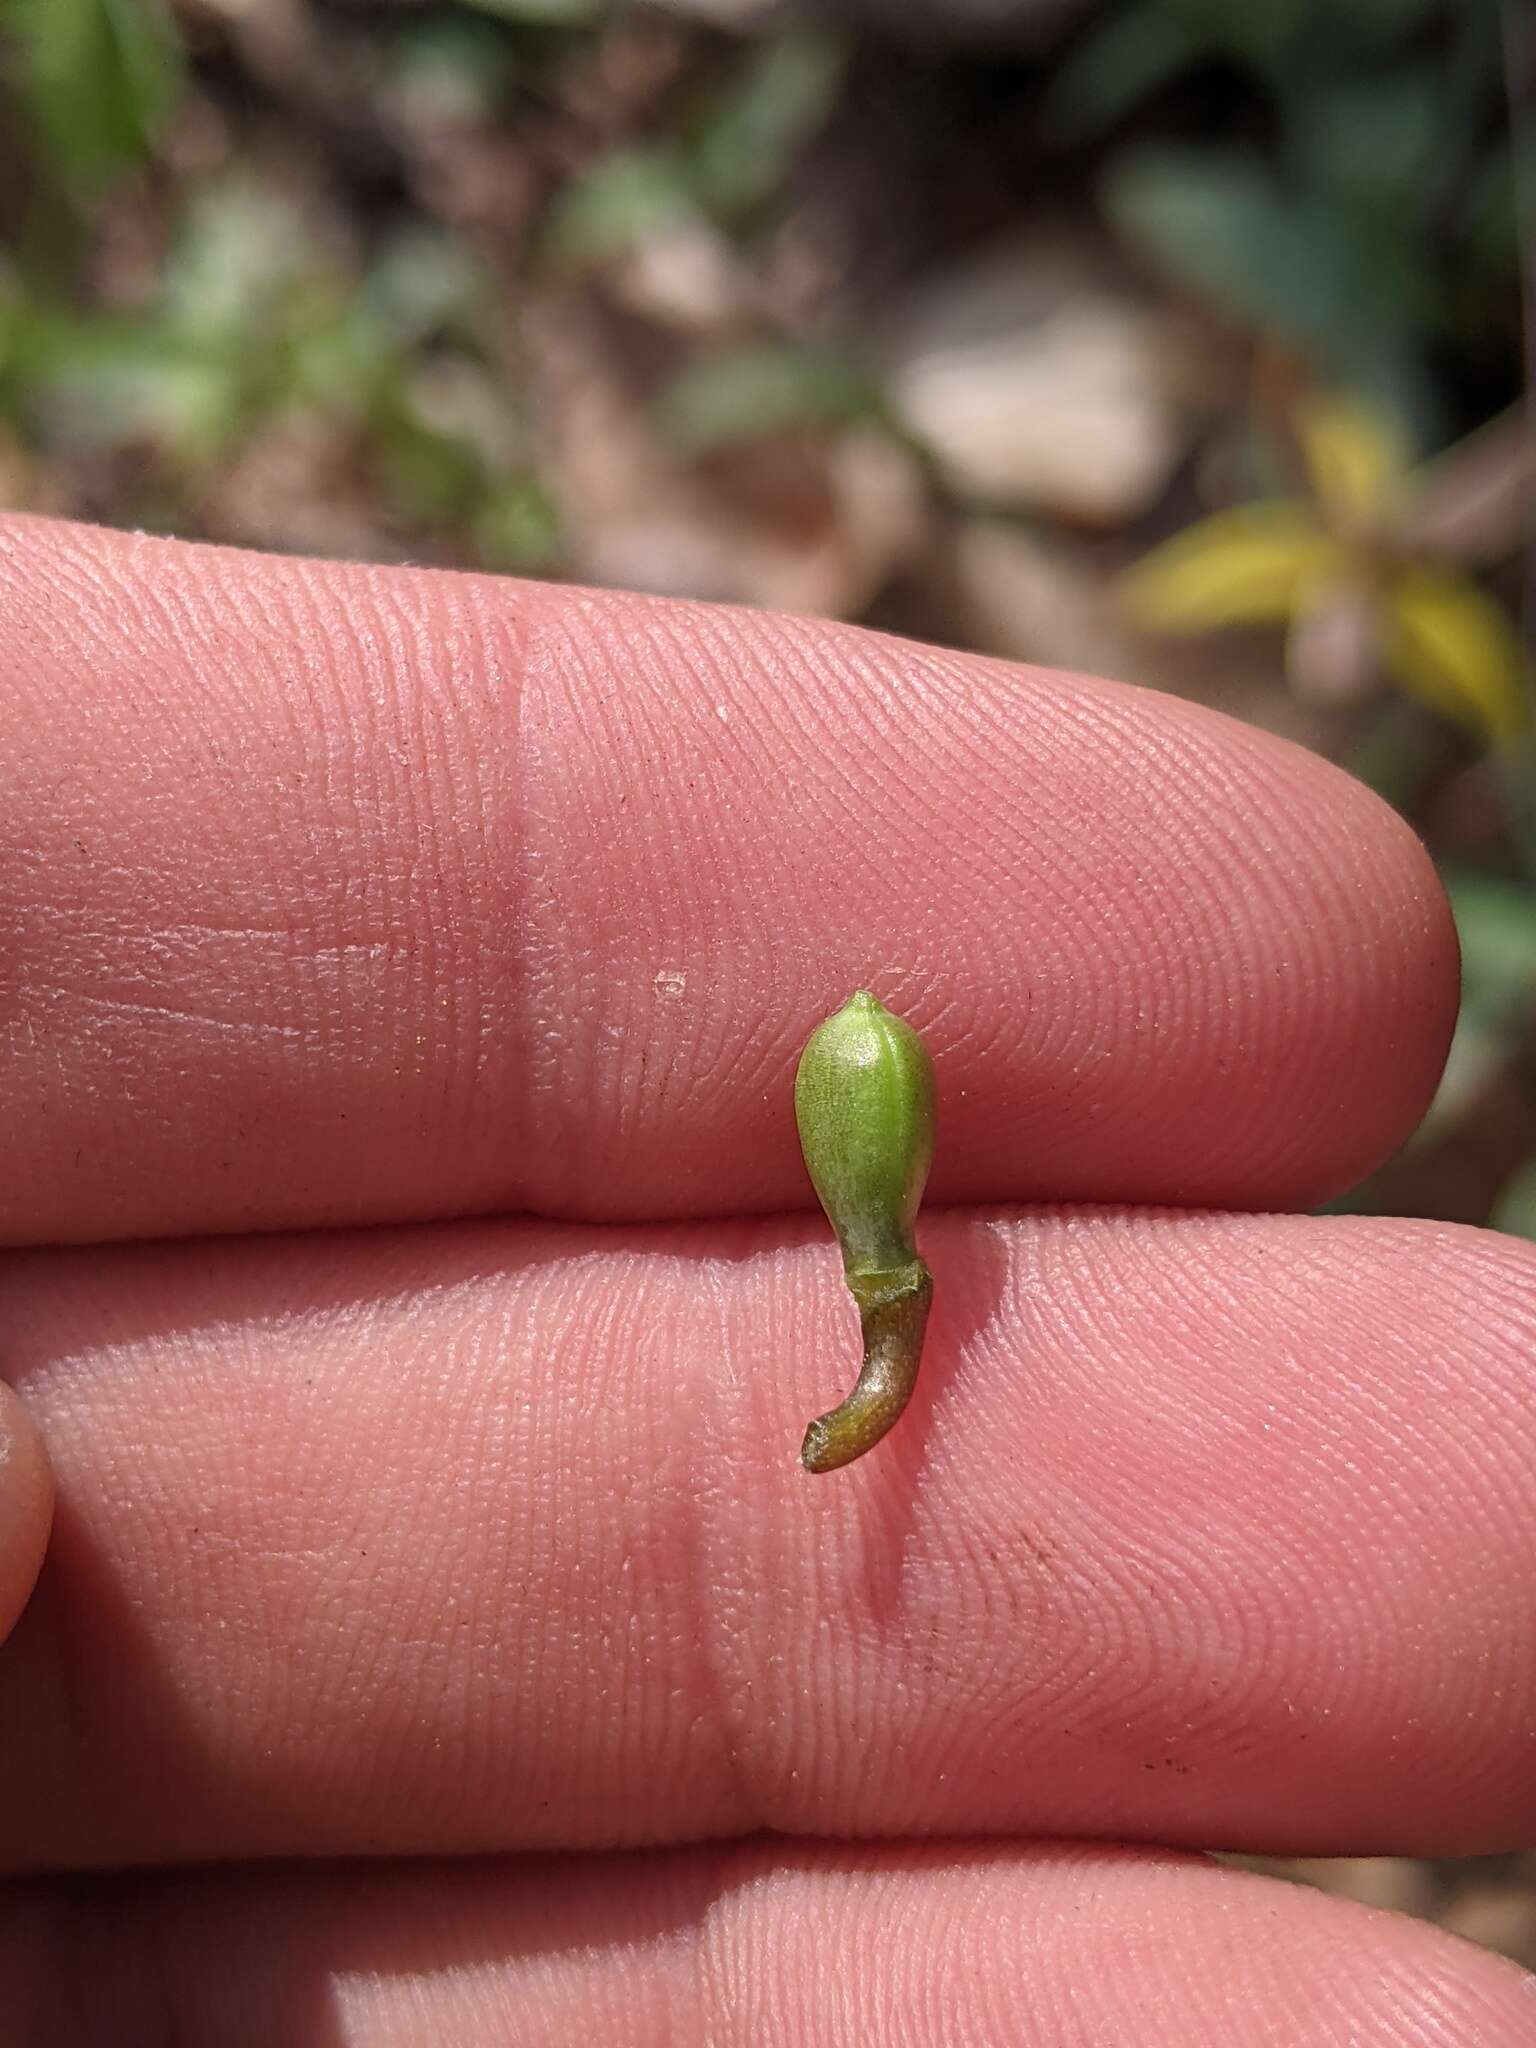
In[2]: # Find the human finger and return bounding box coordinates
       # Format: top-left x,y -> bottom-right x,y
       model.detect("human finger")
0,514 -> 1454,1244
0,1209 -> 1532,1871
2,1841 -> 1532,2047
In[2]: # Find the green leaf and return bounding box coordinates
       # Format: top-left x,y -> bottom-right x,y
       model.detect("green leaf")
1289,71 -> 1442,207
0,263 -> 25,382
458,0 -> 608,24
376,416 -> 485,526
1104,149 -> 1318,330
1194,0 -> 1440,70
1042,8 -> 1201,141
688,29 -> 846,221
382,15 -> 516,127
12,0 -> 184,193
543,146 -> 698,273
1491,1158 -> 1536,1241
473,473 -> 563,571
1312,0 -> 1443,45
660,343 -> 882,455
364,227 -> 493,350
161,182 -> 321,346
1463,135 -> 1528,282
1445,873 -> 1536,1012
15,313 -> 241,461
1102,147 -> 1431,357
286,309 -> 396,420
1408,872 -> 1536,1142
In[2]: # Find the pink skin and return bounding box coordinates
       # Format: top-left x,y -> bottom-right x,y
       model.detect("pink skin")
0,516 -> 1531,2042
0,515 -> 1453,1242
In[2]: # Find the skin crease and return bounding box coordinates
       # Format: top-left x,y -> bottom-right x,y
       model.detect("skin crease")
0,515 -> 1531,2044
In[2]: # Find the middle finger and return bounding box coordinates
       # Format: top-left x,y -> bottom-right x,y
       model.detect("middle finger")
1,1206 -> 1533,1873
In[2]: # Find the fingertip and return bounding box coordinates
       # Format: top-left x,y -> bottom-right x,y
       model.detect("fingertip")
1261,754 -> 1460,1205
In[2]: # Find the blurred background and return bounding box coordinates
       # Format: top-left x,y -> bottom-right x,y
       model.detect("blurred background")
1,0 -> 1532,1970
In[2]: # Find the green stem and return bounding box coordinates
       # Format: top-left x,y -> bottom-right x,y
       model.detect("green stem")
800,1259 -> 933,1473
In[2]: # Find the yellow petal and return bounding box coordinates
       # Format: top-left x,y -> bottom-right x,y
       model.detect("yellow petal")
1381,569 -> 1531,746
1297,392 -> 1407,530
1121,502 -> 1338,634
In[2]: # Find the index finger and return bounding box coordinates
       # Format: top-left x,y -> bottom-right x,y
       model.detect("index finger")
0,515 -> 1455,1244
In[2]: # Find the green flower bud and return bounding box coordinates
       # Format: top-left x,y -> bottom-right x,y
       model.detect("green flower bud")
794,991 -> 936,1473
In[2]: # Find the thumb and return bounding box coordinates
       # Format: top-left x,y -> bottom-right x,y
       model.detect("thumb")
0,1387 -> 51,1645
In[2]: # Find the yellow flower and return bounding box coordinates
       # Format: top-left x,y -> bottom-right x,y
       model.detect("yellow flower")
1121,394 -> 1531,748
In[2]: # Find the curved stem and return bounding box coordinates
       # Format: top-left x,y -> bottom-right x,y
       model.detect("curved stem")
800,1261 -> 933,1473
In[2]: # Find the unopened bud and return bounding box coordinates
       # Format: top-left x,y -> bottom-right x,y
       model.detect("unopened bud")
794,991 -> 935,1473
